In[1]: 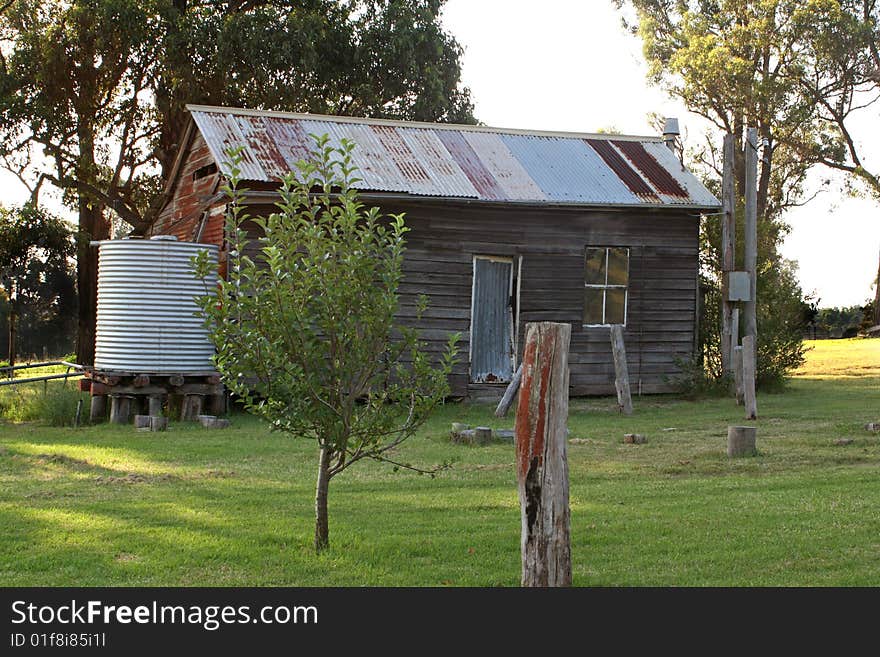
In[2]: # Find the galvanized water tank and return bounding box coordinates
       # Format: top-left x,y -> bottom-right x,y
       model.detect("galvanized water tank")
94,236 -> 219,373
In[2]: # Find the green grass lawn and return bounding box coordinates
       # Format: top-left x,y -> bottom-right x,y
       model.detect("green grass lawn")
1,339 -> 879,586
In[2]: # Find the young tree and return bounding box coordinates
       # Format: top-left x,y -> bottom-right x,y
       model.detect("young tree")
193,138 -> 458,552
0,205 -> 75,366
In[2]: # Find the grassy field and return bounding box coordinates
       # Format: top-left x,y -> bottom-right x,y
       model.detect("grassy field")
1,338 -> 878,586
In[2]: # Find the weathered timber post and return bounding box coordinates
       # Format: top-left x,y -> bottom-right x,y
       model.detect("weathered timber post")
515,322 -> 572,587
495,364 -> 523,418
208,392 -> 227,416
610,325 -> 633,415
109,395 -> 132,424
148,395 -> 164,417
181,394 -> 204,421
727,425 -> 757,457
743,128 -> 759,367
733,345 -> 744,405
742,335 -> 758,420
720,133 -> 736,376
89,395 -> 107,423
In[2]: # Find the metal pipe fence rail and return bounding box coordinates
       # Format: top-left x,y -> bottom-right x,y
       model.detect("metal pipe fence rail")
0,361 -> 85,387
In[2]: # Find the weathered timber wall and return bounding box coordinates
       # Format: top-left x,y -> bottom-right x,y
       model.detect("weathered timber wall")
236,197 -> 699,397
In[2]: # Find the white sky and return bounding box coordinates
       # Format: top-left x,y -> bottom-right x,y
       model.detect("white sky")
0,1 -> 875,308
441,0 -> 880,308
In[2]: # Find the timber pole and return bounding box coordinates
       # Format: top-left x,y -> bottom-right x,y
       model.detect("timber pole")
610,325 -> 633,415
720,133 -> 736,376
515,322 -> 572,587
743,128 -> 759,358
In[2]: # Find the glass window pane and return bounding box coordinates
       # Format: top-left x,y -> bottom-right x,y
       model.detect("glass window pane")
607,248 -> 629,286
605,288 -> 627,325
583,287 -> 604,324
584,248 -> 606,285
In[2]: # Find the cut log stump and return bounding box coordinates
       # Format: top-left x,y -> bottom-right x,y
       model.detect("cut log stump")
727,425 -> 757,457
134,414 -> 152,430
623,433 -> 647,444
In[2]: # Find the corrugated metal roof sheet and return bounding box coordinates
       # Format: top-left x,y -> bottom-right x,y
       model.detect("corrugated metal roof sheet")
188,105 -> 720,209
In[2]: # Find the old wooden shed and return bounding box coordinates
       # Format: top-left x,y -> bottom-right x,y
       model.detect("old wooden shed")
150,105 -> 720,398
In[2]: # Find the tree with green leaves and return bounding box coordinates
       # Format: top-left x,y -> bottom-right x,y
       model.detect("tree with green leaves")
780,0 -> 880,325
0,0 -> 474,366
0,205 -> 75,367
616,0 -> 824,385
193,138 -> 458,552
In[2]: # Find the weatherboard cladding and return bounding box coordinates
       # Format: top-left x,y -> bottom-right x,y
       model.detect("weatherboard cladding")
189,107 -> 720,208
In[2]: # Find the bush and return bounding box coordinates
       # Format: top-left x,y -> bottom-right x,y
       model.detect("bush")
0,381 -> 86,426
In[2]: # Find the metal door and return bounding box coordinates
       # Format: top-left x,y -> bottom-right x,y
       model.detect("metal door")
470,256 -> 514,383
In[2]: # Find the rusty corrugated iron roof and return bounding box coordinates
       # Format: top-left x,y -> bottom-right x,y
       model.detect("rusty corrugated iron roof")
188,105 -> 720,209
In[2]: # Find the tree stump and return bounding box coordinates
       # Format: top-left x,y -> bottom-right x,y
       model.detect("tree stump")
89,395 -> 107,423
727,426 -> 757,457
474,427 -> 493,446
109,395 -> 132,424
623,433 -> 647,444
515,322 -> 572,587
610,325 -> 633,415
134,414 -> 151,430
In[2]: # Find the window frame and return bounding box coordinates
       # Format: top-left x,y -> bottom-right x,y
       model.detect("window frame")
583,246 -> 629,327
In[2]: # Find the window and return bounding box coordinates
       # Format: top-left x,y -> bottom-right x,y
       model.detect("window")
583,246 -> 629,326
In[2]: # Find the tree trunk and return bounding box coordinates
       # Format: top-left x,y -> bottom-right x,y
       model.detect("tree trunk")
874,244 -> 880,326
314,444 -> 332,552
6,306 -> 15,369
74,109 -> 110,367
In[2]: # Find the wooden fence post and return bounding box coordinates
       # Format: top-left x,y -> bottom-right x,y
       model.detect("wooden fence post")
742,335 -> 757,420
610,325 -> 633,415
515,322 -> 572,587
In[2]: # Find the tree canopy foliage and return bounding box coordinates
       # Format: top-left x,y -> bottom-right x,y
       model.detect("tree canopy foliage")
193,139 -> 458,552
0,205 -> 76,364
0,0 -> 474,364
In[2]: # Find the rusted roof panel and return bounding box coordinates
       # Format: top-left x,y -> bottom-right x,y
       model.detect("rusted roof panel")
612,140 -> 688,198
188,106 -> 721,209
639,141 -> 719,206
586,139 -> 660,202
433,129 -> 506,200
460,132 -> 545,201
397,128 -> 479,198
192,111 -> 269,181
501,134 -> 640,204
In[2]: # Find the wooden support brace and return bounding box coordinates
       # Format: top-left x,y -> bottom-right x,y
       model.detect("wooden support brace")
494,364 -> 522,418
733,345 -> 744,406
610,325 -> 633,415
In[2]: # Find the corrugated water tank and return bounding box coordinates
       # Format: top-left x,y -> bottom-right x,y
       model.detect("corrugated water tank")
94,236 -> 219,373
